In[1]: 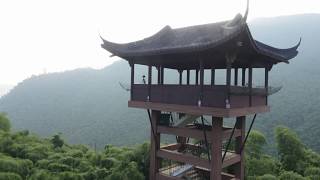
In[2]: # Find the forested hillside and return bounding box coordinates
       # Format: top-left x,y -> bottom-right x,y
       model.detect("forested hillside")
0,113 -> 320,179
0,14 -> 320,151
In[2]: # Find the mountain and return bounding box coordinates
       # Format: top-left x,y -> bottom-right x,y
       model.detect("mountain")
0,85 -> 13,98
0,14 -> 320,151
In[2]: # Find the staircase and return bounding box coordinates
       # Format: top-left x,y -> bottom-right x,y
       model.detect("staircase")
173,114 -> 199,127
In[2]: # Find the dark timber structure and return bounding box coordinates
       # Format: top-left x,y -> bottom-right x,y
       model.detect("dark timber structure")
101,3 -> 300,180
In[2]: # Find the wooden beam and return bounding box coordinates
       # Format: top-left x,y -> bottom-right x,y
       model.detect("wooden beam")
222,172 -> 237,180
157,126 -> 241,141
157,173 -> 182,180
161,143 -> 181,151
211,117 -> 223,180
157,149 -> 211,169
222,153 -> 241,168
211,68 -> 215,85
128,101 -> 270,118
234,116 -> 246,180
150,110 -> 161,180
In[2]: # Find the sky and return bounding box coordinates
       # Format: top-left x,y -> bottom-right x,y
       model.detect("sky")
0,0 -> 319,85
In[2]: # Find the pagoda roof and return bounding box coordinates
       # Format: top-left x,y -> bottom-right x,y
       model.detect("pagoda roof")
101,12 -> 300,69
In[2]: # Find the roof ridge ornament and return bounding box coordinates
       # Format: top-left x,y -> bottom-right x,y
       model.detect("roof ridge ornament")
222,0 -> 249,35
243,0 -> 250,22
294,37 -> 302,50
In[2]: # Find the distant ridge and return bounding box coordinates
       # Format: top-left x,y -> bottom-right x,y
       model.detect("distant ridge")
0,14 -> 320,151
0,85 -> 13,98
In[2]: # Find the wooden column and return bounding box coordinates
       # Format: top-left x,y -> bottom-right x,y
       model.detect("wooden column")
234,116 -> 246,180
265,68 -> 269,105
161,66 -> 164,85
199,60 -> 204,103
211,117 -> 223,180
226,63 -> 232,102
149,110 -> 161,180
234,68 -> 238,86
211,68 -> 215,85
148,65 -> 152,101
242,68 -> 246,86
130,63 -> 134,100
248,66 -> 253,106
187,70 -> 190,85
179,70 -> 183,85
157,66 -> 161,84
195,69 -> 199,85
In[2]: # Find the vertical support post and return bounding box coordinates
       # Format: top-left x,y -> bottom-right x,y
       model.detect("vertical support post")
234,68 -> 238,86
195,69 -> 199,85
160,66 -> 164,85
234,116 -> 246,180
248,66 -> 253,106
226,53 -> 235,108
211,117 -> 223,180
149,110 -> 161,180
148,65 -> 152,101
157,66 -> 161,84
187,70 -> 190,85
179,70 -> 183,85
265,68 -> 269,105
199,60 -> 204,105
242,68 -> 246,86
211,68 -> 215,85
226,62 -> 232,103
130,63 -> 134,100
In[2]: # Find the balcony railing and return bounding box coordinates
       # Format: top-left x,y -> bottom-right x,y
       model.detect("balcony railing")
131,84 -> 268,109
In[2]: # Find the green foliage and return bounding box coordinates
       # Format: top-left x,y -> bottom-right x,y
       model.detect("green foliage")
246,156 -> 279,177
275,126 -> 306,173
257,174 -> 277,180
279,171 -> 306,180
48,163 -> 72,172
304,167 -> 320,180
0,157 -> 33,178
304,149 -> 320,167
0,112 -> 319,179
51,134 -> 64,149
246,130 -> 267,158
0,116 -> 148,180
29,170 -> 58,180
107,161 -> 144,180
58,171 -> 84,180
0,113 -> 10,132
0,172 -> 22,180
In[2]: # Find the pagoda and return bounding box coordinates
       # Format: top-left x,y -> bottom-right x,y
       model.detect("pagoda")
101,2 -> 300,180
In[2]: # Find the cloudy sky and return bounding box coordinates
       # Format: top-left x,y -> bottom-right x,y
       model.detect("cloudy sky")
0,0 -> 319,85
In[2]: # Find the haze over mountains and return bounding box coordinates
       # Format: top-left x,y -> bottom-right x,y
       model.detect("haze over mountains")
0,14 -> 319,150
0,85 -> 13,97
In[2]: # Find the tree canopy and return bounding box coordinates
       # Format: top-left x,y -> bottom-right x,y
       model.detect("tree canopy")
0,113 -> 10,132
0,115 -> 319,179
